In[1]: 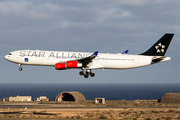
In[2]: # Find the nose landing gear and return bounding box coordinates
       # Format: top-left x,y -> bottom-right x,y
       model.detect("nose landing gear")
19,64 -> 23,71
79,69 -> 95,78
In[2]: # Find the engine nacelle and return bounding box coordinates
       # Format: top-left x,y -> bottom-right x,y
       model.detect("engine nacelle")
55,61 -> 82,70
55,63 -> 66,70
67,61 -> 82,68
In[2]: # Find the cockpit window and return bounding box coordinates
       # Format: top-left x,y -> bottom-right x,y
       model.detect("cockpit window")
9,53 -> 12,55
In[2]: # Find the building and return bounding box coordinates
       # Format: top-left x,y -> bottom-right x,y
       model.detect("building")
34,96 -> 49,101
39,96 -> 49,101
161,93 -> 180,103
1,98 -> 5,102
55,91 -> 86,102
95,98 -> 105,104
34,97 -> 40,101
6,96 -> 32,102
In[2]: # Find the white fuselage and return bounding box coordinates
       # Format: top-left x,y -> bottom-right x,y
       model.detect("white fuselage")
4,50 -> 170,70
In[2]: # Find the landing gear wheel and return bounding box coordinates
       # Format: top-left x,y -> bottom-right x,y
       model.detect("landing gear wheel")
90,73 -> 95,77
86,69 -> 91,75
86,71 -> 89,75
80,69 -> 94,78
79,71 -> 84,75
84,74 -> 89,78
19,68 -> 23,71
19,64 -> 22,71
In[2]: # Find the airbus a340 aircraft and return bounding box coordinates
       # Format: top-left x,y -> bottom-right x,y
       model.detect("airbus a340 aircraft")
4,33 -> 174,78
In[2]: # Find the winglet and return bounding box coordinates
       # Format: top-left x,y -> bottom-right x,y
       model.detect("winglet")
92,51 -> 98,56
122,50 -> 129,54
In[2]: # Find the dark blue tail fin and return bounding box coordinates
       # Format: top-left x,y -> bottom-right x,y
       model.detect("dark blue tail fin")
140,33 -> 174,56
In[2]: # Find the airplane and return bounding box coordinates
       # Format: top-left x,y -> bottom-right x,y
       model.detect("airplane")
4,33 -> 174,78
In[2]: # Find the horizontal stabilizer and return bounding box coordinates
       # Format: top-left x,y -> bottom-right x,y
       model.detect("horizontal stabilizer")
151,56 -> 171,64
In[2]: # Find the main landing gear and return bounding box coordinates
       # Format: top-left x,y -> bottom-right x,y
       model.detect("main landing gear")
19,64 -> 23,71
79,69 -> 95,78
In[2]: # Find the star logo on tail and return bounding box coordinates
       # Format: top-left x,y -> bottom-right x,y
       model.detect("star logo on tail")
155,43 -> 166,53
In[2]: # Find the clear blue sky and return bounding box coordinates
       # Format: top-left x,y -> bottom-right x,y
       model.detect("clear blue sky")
1,0 -> 180,83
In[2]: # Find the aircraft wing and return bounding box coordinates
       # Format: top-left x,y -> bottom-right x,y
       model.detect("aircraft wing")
56,51 -> 98,67
77,51 -> 98,67
78,51 -> 98,63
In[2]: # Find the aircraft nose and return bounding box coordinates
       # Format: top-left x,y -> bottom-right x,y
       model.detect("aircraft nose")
4,55 -> 9,60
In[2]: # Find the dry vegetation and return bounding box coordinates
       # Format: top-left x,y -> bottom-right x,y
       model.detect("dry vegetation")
1,100 -> 180,119
42,99 -> 180,107
1,107 -> 180,120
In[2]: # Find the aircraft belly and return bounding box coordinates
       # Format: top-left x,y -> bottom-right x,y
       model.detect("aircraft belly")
99,57 -> 151,69
100,60 -> 136,69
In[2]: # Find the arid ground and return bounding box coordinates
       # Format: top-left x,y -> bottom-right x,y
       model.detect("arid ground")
0,100 -> 180,120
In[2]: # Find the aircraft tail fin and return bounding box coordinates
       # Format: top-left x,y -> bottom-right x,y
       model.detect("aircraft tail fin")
140,33 -> 174,56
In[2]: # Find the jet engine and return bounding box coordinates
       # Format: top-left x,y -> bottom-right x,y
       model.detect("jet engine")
67,61 -> 82,68
55,61 -> 82,70
55,63 -> 66,70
